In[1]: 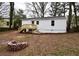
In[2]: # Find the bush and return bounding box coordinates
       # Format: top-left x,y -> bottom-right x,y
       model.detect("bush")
13,18 -> 22,29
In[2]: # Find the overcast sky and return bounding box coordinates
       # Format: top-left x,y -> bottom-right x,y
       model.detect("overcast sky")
14,2 -> 26,10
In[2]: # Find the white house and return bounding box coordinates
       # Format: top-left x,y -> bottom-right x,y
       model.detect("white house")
22,16 -> 67,33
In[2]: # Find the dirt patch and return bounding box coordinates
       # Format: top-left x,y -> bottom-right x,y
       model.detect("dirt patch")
0,31 -> 79,55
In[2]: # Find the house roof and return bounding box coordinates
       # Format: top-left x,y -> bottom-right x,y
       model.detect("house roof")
23,16 -> 66,21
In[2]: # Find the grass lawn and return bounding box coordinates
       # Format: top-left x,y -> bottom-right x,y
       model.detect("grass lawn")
0,31 -> 79,56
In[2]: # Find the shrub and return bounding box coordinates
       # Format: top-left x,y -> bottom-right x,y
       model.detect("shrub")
13,18 -> 22,29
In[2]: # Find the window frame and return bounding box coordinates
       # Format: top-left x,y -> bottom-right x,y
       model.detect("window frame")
7,22 -> 9,26
51,20 -> 54,26
36,21 -> 39,25
32,21 -> 34,24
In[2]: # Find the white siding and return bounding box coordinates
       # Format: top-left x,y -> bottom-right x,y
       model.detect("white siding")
37,19 -> 66,33
22,20 -> 31,25
22,18 -> 67,33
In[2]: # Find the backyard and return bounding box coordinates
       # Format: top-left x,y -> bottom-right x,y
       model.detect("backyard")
0,31 -> 79,56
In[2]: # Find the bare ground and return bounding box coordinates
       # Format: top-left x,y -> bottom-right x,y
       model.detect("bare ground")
0,31 -> 79,56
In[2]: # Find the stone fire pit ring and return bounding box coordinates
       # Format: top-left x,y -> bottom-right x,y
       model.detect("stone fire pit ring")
7,40 -> 28,51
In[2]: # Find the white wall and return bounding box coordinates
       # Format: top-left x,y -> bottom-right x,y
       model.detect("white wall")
22,18 -> 67,33
37,19 -> 66,33
22,20 -> 31,25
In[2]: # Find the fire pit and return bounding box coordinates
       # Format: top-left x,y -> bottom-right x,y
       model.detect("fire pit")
7,40 -> 28,51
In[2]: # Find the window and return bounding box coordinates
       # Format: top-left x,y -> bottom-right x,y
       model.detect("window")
51,21 -> 54,26
32,21 -> 34,24
36,21 -> 39,25
7,22 -> 9,25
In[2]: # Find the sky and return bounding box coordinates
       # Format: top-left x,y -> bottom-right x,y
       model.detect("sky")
14,2 -> 26,10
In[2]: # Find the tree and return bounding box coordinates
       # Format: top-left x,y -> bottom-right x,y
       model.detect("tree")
51,2 -> 59,16
9,2 -> 14,29
0,2 -> 2,6
72,2 -> 78,28
38,2 -> 48,17
32,2 -> 40,17
13,9 -> 26,29
0,2 -> 10,18
67,2 -> 72,32
67,2 -> 78,32
0,2 -> 2,20
25,2 -> 48,18
13,17 -> 22,29
49,2 -> 68,17
0,2 -> 3,19
16,9 -> 26,19
63,2 -> 66,16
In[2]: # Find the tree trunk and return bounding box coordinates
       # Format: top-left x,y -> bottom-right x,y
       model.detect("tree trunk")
9,2 -> 14,29
63,3 -> 65,16
41,2 -> 44,18
72,2 -> 78,29
67,2 -> 72,32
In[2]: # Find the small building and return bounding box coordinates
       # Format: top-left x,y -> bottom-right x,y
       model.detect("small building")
0,18 -> 9,28
22,16 -> 67,33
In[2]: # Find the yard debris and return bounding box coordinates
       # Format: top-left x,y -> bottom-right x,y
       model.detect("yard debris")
18,24 -> 37,33
7,40 -> 28,51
